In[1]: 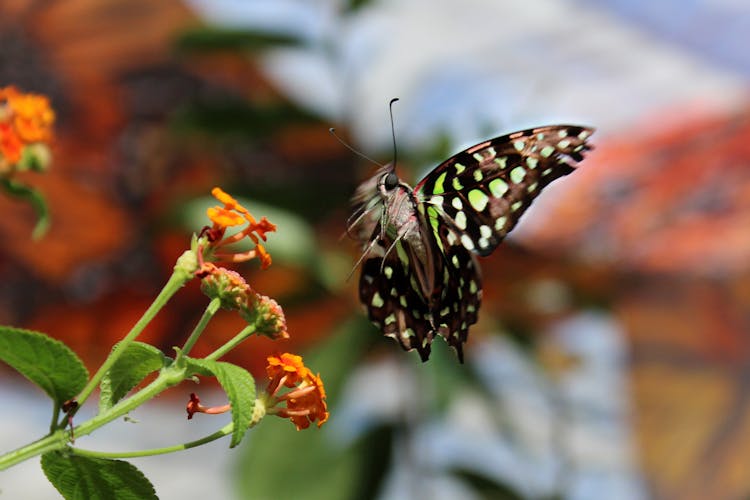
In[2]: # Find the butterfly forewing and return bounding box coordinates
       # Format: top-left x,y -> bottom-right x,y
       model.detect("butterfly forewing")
352,124 -> 594,362
416,125 -> 594,256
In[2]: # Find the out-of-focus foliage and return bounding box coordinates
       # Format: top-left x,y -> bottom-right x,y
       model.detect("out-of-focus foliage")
2,0 -> 750,499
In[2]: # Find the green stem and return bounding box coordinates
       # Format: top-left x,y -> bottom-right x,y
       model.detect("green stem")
73,270 -> 191,414
70,422 -> 233,459
1,358 -> 192,471
1,178 -> 50,240
74,370 -> 179,438
49,400 -> 61,434
0,430 -> 69,471
179,298 -> 221,359
205,324 -> 256,361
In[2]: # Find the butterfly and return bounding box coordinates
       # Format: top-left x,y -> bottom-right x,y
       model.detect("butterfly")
349,125 -> 594,362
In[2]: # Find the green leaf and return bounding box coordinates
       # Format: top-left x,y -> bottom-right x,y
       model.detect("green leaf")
344,0 -> 376,12
174,27 -> 302,52
41,451 -> 157,500
452,468 -> 525,500
99,342 -> 166,412
170,100 -> 319,138
186,358 -> 255,447
0,326 -> 88,405
1,178 -> 50,239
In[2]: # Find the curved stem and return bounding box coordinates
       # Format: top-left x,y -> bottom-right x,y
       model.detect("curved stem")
72,270 -> 191,417
74,370 -> 179,439
179,298 -> 221,359
71,422 -> 234,460
205,324 -> 256,361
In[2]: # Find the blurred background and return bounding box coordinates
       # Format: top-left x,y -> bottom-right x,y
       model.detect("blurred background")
1,0 -> 749,498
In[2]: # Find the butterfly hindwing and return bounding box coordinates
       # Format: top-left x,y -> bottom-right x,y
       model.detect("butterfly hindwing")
359,230 -> 482,362
359,238 -> 436,361
431,224 -> 482,362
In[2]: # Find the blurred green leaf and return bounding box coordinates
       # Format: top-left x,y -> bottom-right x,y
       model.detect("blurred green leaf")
99,342 -> 166,412
186,358 -> 256,448
237,417 -> 364,500
171,100 -> 319,138
350,424 -> 394,500
41,452 -> 157,500
344,0 -> 377,12
421,339 -> 475,412
179,195 -> 318,270
174,27 -> 303,53
234,318 -> 377,499
0,327 -> 88,406
452,468 -> 526,500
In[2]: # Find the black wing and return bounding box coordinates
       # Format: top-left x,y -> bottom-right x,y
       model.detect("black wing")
416,125 -> 594,256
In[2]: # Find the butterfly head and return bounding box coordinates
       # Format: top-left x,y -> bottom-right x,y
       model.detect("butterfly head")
381,169 -> 400,191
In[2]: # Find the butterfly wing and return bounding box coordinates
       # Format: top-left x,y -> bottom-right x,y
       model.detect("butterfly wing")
358,225 -> 481,362
416,125 -> 594,256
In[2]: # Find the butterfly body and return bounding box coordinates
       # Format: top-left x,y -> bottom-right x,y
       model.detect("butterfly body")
351,125 -> 594,362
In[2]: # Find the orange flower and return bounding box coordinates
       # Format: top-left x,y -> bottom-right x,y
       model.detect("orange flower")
202,187 -> 276,270
8,92 -> 55,143
0,123 -> 23,165
266,353 -> 310,387
184,354 -> 328,430
265,353 -> 329,430
0,86 -> 55,171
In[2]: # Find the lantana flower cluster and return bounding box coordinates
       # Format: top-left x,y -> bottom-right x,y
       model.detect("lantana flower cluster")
187,188 -> 328,430
0,86 -> 55,174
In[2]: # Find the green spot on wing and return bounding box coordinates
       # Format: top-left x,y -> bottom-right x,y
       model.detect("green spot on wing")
371,292 -> 384,308
540,145 -> 555,158
467,189 -> 489,211
427,206 -> 440,233
454,210 -> 467,229
488,178 -> 508,197
510,166 -> 526,183
396,242 -> 409,267
433,171 -> 447,194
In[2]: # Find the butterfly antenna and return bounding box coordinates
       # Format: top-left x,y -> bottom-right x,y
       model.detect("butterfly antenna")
388,97 -> 399,173
329,128 -> 384,167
